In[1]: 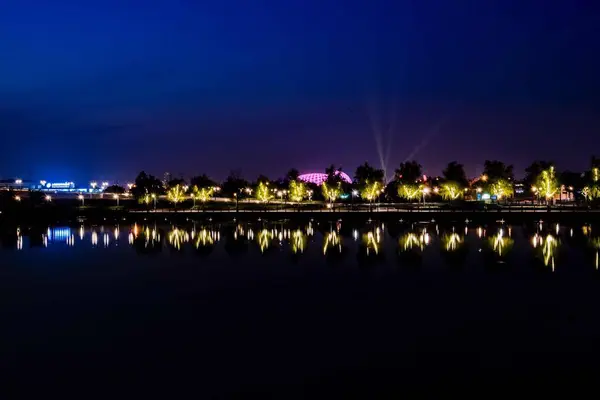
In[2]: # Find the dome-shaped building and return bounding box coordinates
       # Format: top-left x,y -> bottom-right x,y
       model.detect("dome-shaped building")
297,171 -> 352,186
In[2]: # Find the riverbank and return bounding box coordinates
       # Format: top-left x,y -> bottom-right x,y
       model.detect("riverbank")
1,201 -> 600,227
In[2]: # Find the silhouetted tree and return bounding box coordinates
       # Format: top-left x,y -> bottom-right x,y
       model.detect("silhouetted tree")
285,168 -> 300,183
524,161 -> 554,189
395,161 -> 422,183
442,161 -> 468,187
190,174 -> 216,189
255,174 -> 271,185
103,185 -> 125,194
483,160 -> 514,181
132,171 -> 164,198
221,171 -> 248,197
167,178 -> 185,188
354,162 -> 384,186
591,155 -> 600,170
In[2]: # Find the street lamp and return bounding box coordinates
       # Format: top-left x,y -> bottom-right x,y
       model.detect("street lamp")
151,193 -> 157,210
78,194 -> 84,206
45,195 -> 52,202
113,193 -> 120,207
352,189 -> 358,209
14,195 -> 21,202
233,193 -> 238,212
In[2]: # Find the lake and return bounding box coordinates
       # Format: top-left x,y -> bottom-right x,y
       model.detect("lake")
2,218 -> 600,396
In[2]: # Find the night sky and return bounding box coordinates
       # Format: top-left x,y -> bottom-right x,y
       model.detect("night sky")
2,0 -> 599,184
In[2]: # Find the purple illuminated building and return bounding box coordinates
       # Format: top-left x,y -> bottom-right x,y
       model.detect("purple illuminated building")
297,171 -> 352,186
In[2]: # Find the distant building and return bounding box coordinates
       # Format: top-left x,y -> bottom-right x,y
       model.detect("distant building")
298,171 -> 352,186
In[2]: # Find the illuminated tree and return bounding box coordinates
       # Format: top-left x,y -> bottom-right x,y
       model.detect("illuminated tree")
489,178 -> 514,200
288,180 -> 307,203
167,184 -> 186,206
583,167 -> 600,201
322,182 -> 341,204
440,182 -> 463,200
397,183 -> 423,201
138,193 -> 152,206
524,161 -> 553,189
193,186 -> 214,204
361,181 -> 383,202
535,166 -> 559,201
255,182 -> 273,203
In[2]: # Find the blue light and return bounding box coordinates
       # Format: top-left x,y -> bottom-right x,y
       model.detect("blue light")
51,227 -> 72,241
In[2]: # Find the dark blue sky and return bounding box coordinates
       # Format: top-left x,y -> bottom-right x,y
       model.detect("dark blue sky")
1,0 -> 599,183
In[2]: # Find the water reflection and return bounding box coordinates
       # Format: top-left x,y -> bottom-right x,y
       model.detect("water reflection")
399,230 -> 429,252
5,221 -> 600,272
532,233 -> 558,270
291,229 -> 307,254
440,229 -> 468,267
488,228 -> 513,257
442,232 -> 462,252
362,229 -> 381,256
257,228 -> 274,253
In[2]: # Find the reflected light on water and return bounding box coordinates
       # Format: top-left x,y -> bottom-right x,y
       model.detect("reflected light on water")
291,229 -> 307,254
195,229 -> 216,248
16,228 -> 22,250
168,228 -> 190,250
323,231 -> 341,255
400,229 -> 429,252
363,231 -> 380,255
490,228 -> 513,257
91,231 -> 98,246
443,233 -> 462,252
258,229 -> 273,253
534,234 -> 558,270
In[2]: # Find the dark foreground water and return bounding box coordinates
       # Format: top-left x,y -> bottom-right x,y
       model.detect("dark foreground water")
2,218 -> 600,396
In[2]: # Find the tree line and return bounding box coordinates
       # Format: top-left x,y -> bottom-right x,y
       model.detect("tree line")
116,157 -> 600,206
